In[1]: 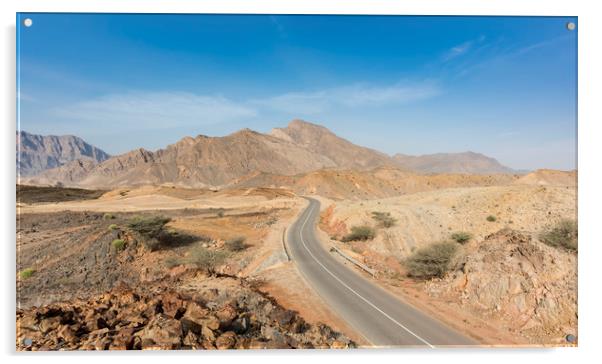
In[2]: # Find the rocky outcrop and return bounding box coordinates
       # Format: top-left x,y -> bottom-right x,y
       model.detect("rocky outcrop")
16,277 -> 355,351
425,229 -> 577,343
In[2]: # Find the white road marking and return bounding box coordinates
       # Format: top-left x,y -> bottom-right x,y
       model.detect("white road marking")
297,200 -> 435,348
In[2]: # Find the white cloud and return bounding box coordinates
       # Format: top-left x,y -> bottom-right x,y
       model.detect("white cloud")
442,35 -> 487,62
49,81 -> 441,129
442,41 -> 473,62
53,91 -> 257,129
251,82 -> 441,115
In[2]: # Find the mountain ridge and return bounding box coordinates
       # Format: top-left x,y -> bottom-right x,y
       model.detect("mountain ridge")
22,120 -> 518,188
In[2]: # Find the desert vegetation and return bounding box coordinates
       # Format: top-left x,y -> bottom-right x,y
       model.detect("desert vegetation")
166,246 -> 229,272
111,239 -> 126,251
486,215 -> 497,222
405,241 -> 459,279
225,236 -> 247,252
450,231 -> 472,244
19,268 -> 35,280
371,211 -> 397,228
127,215 -> 172,251
539,219 -> 578,252
342,225 -> 376,242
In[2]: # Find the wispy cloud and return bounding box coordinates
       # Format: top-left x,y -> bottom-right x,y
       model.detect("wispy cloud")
53,91 -> 257,129
443,41 -> 473,62
48,80 -> 441,129
452,34 -> 572,79
441,35 -> 487,62
251,81 -> 441,114
513,34 -> 572,57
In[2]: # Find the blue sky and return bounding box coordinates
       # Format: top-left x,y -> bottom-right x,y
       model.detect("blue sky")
17,14 -> 577,170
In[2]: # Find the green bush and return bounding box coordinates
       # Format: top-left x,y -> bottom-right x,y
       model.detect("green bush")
225,236 -> 246,252
108,224 -> 118,231
184,247 -> 229,270
486,215 -> 497,222
539,219 -> 578,252
103,213 -> 115,220
112,239 -> 126,251
450,231 -> 472,244
405,241 -> 459,279
371,211 -> 397,228
127,216 -> 171,251
128,216 -> 171,238
19,268 -> 35,280
342,225 -> 376,242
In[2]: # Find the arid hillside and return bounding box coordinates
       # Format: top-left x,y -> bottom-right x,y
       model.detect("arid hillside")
232,166 -> 520,200
514,169 -> 577,186
318,173 -> 577,345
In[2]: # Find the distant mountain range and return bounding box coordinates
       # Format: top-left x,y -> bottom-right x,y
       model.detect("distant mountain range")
16,131 -> 110,177
20,120 -> 519,188
393,151 -> 515,174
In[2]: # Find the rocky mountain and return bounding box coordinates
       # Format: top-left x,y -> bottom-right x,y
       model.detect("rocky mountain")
392,151 -> 515,175
17,131 -> 110,177
28,127 -> 340,188
270,119 -> 395,170
26,120 -> 395,189
24,120 -> 517,189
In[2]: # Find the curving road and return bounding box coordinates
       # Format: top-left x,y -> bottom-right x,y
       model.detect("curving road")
286,197 -> 477,348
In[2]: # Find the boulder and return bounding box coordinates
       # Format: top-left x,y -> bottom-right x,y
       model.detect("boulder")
138,314 -> 182,349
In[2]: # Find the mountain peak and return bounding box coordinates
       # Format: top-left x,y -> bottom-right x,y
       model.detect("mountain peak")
287,119 -> 329,131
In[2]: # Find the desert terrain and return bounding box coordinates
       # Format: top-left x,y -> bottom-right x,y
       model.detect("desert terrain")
16,120 -> 577,349
318,170 -> 577,345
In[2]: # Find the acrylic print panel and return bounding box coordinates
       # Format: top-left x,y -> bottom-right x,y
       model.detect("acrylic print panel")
16,13 -> 577,350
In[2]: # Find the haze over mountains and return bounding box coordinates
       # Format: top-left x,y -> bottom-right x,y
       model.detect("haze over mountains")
19,120 -> 520,189
17,131 -> 110,177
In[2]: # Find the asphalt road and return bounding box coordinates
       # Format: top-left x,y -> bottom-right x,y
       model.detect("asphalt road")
286,197 -> 478,348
